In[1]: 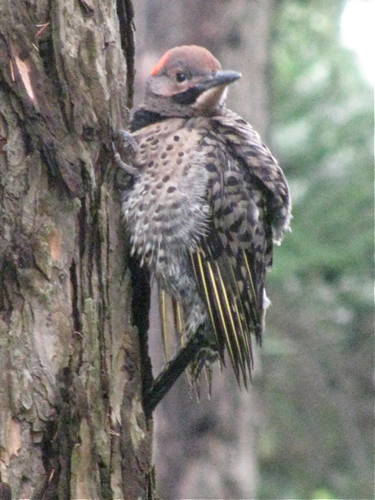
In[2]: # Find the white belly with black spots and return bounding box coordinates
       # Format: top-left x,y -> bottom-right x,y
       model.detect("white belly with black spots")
122,119 -> 210,273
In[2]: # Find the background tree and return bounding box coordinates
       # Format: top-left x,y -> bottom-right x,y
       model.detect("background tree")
0,1 -> 152,498
259,0 -> 373,497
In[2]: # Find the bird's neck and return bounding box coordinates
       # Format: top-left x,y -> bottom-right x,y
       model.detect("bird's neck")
130,103 -> 229,131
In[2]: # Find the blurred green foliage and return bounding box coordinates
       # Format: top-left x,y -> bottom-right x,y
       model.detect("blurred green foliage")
257,0 -> 373,498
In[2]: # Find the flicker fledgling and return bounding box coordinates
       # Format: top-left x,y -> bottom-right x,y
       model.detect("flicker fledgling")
114,45 -> 291,412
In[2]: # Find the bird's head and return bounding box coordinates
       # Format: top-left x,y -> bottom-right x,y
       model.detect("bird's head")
143,45 -> 241,118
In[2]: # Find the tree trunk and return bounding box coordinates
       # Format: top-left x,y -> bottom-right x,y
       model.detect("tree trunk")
0,1 -> 152,498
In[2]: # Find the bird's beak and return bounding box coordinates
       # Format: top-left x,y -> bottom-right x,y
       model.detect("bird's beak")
172,70 -> 241,106
197,70 -> 242,92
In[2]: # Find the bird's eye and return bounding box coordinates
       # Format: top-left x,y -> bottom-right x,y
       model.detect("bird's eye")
176,72 -> 186,83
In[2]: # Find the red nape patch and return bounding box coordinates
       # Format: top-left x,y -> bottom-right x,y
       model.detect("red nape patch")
151,45 -> 221,76
151,50 -> 172,76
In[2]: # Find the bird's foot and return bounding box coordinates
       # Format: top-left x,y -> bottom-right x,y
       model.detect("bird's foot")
112,130 -> 139,178
187,342 -> 221,400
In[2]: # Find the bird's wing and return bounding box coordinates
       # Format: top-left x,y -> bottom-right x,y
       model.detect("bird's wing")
190,114 -> 290,386
218,109 -> 292,241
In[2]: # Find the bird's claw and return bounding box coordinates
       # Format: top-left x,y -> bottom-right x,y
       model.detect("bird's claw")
112,130 -> 139,178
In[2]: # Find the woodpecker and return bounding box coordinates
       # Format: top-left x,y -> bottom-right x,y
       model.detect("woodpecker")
114,45 -> 291,411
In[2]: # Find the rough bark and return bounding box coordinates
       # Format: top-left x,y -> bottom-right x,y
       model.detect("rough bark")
0,0 -> 152,498
133,0 -> 274,497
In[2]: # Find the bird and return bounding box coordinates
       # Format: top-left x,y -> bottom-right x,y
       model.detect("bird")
114,45 -> 291,412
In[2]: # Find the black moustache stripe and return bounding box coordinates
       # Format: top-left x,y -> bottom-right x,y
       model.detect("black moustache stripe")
172,86 -> 203,105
